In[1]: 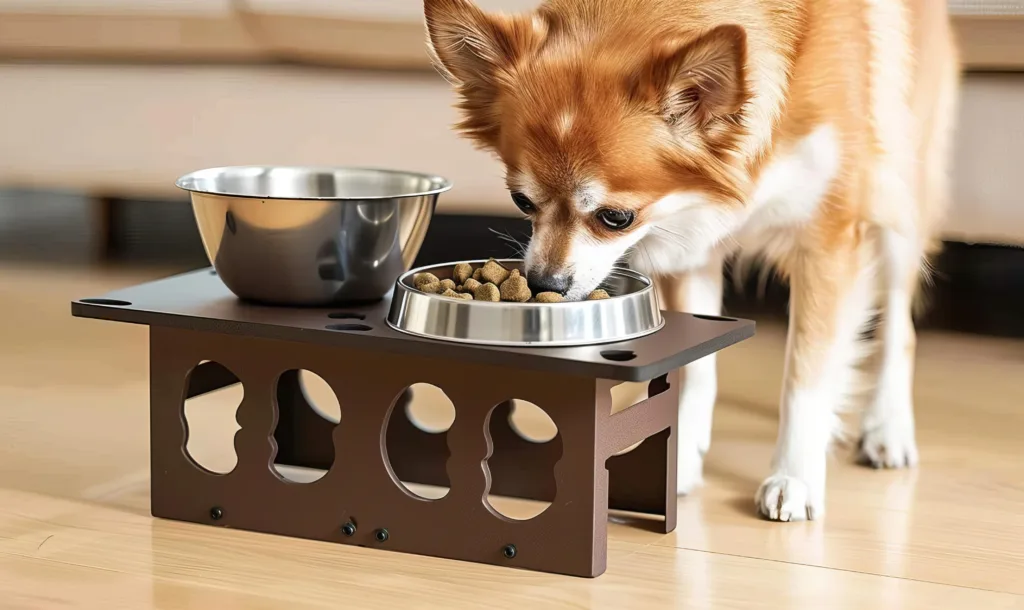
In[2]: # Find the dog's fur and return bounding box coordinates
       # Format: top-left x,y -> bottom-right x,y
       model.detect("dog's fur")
424,0 -> 959,521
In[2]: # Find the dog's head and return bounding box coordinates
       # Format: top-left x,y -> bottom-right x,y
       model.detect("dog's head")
425,0 -> 751,298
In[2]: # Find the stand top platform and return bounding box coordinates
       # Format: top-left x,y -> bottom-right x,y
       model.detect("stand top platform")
71,269 -> 754,382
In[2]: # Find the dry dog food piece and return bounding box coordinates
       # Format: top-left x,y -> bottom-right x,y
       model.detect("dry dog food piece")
587,289 -> 610,300
480,259 -> 511,286
419,280 -> 442,294
439,279 -> 457,293
441,288 -> 472,300
460,278 -> 482,294
413,272 -> 440,289
500,269 -> 532,303
453,263 -> 474,285
535,292 -> 565,303
472,268 -> 484,282
474,282 -> 501,302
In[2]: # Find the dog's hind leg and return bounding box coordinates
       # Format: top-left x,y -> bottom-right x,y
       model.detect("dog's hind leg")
756,225 -> 876,521
655,253 -> 724,495
857,228 -> 922,469
859,24 -> 960,469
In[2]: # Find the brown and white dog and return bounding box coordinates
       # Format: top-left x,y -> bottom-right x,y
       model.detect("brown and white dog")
423,0 -> 959,521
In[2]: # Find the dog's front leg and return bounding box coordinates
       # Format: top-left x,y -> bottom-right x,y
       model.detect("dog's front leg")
756,237 -> 874,521
655,253 -> 724,494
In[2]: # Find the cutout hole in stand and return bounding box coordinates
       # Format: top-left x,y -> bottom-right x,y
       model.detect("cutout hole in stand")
326,323 -> 372,332
328,312 -> 367,320
80,298 -> 132,307
384,384 -> 455,500
183,361 -> 243,475
693,314 -> 738,322
601,350 -> 636,362
272,370 -> 339,483
485,400 -> 560,521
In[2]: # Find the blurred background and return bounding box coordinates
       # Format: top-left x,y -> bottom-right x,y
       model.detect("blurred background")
0,0 -> 1022,332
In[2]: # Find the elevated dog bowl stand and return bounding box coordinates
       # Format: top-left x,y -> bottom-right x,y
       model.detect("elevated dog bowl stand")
72,269 -> 754,578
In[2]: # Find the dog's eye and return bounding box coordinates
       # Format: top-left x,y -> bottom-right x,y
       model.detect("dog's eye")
597,208 -> 635,230
511,192 -> 536,214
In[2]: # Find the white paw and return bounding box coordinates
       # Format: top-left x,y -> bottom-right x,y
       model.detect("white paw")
677,447 -> 704,495
755,475 -> 823,522
858,417 -> 919,469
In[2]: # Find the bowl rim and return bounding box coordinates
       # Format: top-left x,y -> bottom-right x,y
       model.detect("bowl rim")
398,259 -> 655,307
174,165 -> 453,201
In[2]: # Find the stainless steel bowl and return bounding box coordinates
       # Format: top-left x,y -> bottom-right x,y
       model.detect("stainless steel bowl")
386,260 -> 664,347
176,166 -> 451,306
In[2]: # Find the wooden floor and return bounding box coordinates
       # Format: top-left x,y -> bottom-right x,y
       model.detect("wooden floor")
1,263 -> 1022,609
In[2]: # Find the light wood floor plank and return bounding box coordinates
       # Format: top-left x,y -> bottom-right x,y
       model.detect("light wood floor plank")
1,264 -> 1022,608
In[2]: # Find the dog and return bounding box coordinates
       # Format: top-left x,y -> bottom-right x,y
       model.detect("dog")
423,0 -> 959,521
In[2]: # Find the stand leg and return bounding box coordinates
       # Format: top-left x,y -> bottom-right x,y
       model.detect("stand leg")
600,371 -> 680,533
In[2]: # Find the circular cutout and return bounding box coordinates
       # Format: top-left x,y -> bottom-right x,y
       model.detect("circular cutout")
601,350 -> 637,362
272,370 -> 340,484
328,312 -> 367,320
384,385 -> 456,501
80,298 -> 131,307
326,323 -> 373,332
693,314 -> 738,322
508,400 -> 558,443
485,400 -> 559,521
183,362 -> 243,475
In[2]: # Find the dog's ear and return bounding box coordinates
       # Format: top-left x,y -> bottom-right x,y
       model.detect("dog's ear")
424,0 -> 547,146
638,25 -> 748,135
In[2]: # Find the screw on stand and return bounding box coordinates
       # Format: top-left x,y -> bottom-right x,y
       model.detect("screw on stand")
210,506 -> 224,521
374,528 -> 389,543
502,544 -> 517,559
341,522 -> 357,537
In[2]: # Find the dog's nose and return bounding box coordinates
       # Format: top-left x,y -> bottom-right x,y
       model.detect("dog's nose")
527,273 -> 570,295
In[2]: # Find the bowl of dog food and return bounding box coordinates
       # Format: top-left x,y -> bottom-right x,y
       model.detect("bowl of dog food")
176,166 -> 451,306
386,259 -> 664,347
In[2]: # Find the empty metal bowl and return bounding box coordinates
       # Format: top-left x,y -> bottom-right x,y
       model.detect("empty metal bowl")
387,260 -> 665,347
176,166 -> 451,306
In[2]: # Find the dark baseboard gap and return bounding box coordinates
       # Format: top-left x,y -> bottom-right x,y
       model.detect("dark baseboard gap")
14,202 -> 1017,339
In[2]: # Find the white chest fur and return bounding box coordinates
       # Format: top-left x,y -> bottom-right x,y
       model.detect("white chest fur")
736,124 -> 841,248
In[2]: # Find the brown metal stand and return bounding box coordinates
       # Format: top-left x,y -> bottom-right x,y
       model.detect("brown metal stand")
74,269 -> 753,578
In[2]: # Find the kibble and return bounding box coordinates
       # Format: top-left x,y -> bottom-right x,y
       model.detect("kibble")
441,288 -> 472,300
535,292 -> 565,303
499,269 -> 532,303
474,282 -> 501,302
415,262 -> 619,303
480,259 -> 511,286
453,263 -> 474,285
414,272 -> 440,289
419,280 -> 442,294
